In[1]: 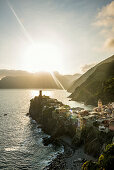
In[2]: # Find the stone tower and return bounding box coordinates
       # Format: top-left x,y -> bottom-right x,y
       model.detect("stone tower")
98,99 -> 102,108
39,90 -> 42,97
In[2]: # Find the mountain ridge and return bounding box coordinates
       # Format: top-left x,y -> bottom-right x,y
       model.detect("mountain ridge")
68,55 -> 114,93
70,57 -> 114,105
0,71 -> 81,89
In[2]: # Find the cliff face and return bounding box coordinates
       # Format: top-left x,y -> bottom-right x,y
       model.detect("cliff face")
80,126 -> 114,157
29,96 -> 76,138
70,60 -> 114,105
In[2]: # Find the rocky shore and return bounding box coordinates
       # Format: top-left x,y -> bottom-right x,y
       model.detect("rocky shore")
43,146 -> 96,170
43,153 -> 66,170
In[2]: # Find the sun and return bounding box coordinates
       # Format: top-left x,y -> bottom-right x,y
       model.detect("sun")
23,42 -> 63,73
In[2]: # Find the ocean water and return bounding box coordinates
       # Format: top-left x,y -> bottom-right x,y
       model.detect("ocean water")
0,89 -> 92,170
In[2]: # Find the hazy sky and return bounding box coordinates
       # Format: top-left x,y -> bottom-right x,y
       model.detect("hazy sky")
0,0 -> 114,74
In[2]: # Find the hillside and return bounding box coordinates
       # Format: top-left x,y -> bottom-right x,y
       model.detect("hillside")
0,69 -> 31,79
0,70 -> 81,89
70,60 -> 114,105
54,72 -> 81,89
0,72 -> 62,89
68,55 -> 114,93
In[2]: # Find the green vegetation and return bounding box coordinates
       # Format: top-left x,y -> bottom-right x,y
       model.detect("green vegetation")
98,144 -> 114,170
69,55 -> 114,93
99,77 -> 114,103
70,60 -> 114,105
82,160 -> 99,170
80,126 -> 114,157
82,144 -> 114,170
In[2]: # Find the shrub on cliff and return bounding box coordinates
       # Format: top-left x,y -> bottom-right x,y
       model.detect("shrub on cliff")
82,144 -> 114,170
72,135 -> 81,147
84,139 -> 101,157
81,126 -> 99,143
81,126 -> 101,157
82,160 -> 98,170
98,144 -> 114,170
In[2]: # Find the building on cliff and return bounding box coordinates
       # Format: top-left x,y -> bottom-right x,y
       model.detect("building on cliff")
39,90 -> 42,97
97,99 -> 103,112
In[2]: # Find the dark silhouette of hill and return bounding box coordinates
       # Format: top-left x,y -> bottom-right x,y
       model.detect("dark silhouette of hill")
0,71 -> 81,89
0,69 -> 80,89
68,55 -> 114,93
0,72 -> 62,89
53,71 -> 81,89
70,58 -> 114,105
0,69 -> 31,79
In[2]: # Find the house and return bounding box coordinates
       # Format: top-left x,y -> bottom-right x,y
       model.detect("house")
56,106 -> 69,114
112,110 -> 114,118
78,110 -> 89,117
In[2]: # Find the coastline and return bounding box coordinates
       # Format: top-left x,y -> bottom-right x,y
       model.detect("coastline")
28,118 -> 95,170
43,144 -> 95,170
28,92 -> 114,169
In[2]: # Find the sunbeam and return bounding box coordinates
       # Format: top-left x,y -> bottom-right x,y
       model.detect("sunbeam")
50,72 -> 65,90
7,0 -> 33,44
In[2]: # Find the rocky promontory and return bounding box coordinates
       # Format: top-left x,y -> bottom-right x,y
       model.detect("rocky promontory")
29,92 -> 76,140
28,91 -> 114,169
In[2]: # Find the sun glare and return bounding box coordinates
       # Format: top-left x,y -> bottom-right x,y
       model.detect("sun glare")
23,42 -> 63,73
31,90 -> 51,98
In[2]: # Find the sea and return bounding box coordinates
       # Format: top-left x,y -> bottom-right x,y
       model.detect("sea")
0,89 -> 92,170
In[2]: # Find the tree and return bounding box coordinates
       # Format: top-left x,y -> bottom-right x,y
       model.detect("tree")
82,144 -> 114,170
82,160 -> 98,170
98,144 -> 114,170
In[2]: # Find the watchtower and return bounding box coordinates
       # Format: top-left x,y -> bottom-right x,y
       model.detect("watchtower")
98,99 -> 102,108
39,90 -> 42,97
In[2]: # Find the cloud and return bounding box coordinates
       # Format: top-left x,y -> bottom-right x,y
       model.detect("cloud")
81,63 -> 96,73
94,1 -> 114,50
104,38 -> 114,49
97,1 -> 114,18
95,1 -> 114,28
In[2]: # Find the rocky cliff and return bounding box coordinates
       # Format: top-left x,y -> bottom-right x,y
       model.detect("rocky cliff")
29,95 -> 76,138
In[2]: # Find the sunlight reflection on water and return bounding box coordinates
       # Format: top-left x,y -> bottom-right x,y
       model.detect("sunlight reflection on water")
30,89 -> 93,110
0,89 -> 66,169
5,147 -> 20,152
31,90 -> 51,98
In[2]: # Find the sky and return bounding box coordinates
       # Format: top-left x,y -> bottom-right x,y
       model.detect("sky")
0,0 -> 114,74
